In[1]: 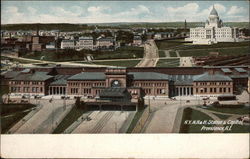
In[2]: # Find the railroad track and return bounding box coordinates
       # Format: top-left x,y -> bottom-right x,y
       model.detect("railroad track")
89,111 -> 115,133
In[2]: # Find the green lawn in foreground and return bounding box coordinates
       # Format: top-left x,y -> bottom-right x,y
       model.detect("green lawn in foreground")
126,107 -> 146,133
156,58 -> 180,67
178,46 -> 249,57
203,105 -> 249,115
1,103 -> 35,134
53,105 -> 87,134
180,107 -> 214,133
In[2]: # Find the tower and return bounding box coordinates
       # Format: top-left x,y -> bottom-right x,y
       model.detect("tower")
184,19 -> 187,30
206,5 -> 222,28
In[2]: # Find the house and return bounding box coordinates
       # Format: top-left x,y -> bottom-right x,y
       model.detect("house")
79,36 -> 94,50
61,39 -> 75,49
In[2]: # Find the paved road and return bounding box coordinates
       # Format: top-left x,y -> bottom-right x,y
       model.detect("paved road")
142,98 -> 203,133
14,99 -> 75,134
136,40 -> 159,67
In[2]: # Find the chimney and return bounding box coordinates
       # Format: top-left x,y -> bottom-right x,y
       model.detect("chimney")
36,24 -> 39,36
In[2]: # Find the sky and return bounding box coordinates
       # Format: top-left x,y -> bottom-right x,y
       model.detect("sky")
1,1 -> 249,24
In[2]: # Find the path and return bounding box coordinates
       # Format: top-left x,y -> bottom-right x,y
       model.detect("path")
136,40 -> 159,67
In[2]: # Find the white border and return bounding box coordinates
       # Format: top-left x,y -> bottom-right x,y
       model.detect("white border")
1,134 -> 249,158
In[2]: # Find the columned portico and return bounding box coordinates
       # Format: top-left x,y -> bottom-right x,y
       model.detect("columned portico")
49,86 -> 66,95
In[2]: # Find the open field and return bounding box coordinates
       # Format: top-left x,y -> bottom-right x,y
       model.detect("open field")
178,46 -> 249,57
179,41 -> 249,50
156,58 -> 180,67
155,40 -> 186,50
22,46 -> 143,61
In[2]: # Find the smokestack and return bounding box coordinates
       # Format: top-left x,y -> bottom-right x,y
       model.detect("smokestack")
36,24 -> 39,36
184,19 -> 187,30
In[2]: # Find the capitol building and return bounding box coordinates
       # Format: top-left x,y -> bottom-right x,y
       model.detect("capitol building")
185,5 -> 240,45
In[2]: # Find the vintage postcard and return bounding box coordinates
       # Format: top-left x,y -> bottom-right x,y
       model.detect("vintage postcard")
1,0 -> 249,158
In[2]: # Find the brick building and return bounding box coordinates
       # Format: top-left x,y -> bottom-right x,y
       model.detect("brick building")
2,66 -> 249,99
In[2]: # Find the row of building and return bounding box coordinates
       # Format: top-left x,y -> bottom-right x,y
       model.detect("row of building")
2,66 -> 249,101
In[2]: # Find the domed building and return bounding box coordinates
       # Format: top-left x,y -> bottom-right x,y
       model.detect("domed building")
185,5 -> 240,45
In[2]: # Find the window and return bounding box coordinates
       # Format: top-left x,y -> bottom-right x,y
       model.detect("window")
214,88 -> 216,93
204,88 -> 207,93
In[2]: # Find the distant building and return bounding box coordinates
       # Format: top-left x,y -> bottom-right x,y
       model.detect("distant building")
96,37 -> 115,49
32,36 -> 55,51
133,36 -> 142,46
46,42 -> 56,49
154,32 -> 174,40
79,36 -> 94,50
61,40 -> 75,49
185,5 -> 240,45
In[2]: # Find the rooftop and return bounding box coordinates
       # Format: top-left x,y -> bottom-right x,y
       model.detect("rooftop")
11,71 -> 53,81
193,72 -> 232,82
68,72 -> 106,81
129,72 -> 169,81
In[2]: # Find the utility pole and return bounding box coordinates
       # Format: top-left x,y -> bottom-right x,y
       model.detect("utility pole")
148,97 -> 151,113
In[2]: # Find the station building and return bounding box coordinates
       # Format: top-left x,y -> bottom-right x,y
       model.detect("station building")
2,66 -> 249,100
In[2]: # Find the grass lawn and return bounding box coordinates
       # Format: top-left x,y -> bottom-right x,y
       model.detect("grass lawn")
1,103 -> 35,134
53,105 -> 87,134
156,40 -> 185,50
79,59 -> 141,67
204,105 -> 249,115
159,50 -> 166,57
156,58 -> 180,67
93,46 -> 144,60
179,41 -> 249,50
180,107 -> 214,133
212,113 -> 231,120
23,46 -> 144,61
169,51 -> 177,57
126,107 -> 146,133
178,46 -> 249,57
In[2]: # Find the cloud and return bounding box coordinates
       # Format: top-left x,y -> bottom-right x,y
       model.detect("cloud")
165,3 -> 228,22
1,2 -> 248,24
1,6 -> 24,24
227,6 -> 247,15
27,7 -> 36,15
